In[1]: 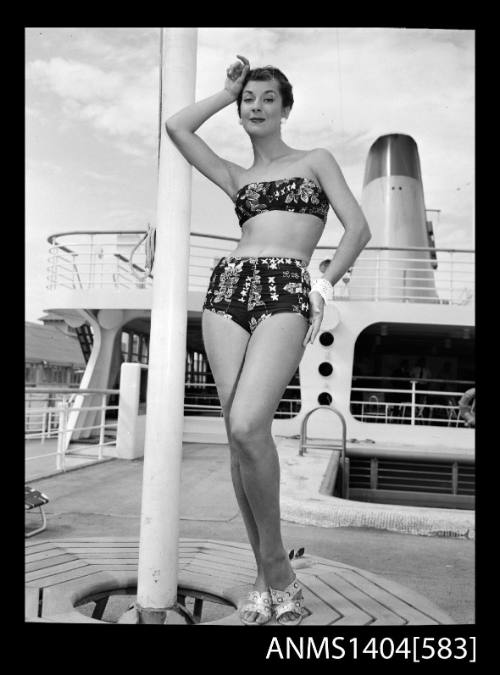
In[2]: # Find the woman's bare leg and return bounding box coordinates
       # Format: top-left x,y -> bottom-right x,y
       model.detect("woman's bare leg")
201,310 -> 267,621
223,414 -> 265,586
228,312 -> 309,619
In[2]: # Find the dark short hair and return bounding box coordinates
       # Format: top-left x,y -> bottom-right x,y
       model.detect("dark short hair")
237,66 -> 294,117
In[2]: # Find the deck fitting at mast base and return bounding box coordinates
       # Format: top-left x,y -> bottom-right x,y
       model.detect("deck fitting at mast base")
117,601 -> 196,624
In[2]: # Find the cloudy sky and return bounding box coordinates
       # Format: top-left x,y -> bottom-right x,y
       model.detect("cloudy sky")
26,27 -> 474,322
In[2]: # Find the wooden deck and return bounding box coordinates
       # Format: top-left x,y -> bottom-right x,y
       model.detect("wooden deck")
25,537 -> 454,625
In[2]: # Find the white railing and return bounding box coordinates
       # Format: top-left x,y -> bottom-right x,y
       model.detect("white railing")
330,247 -> 474,305
184,381 -> 301,418
47,231 -> 156,291
25,387 -> 119,475
46,231 -> 239,292
46,230 -> 474,306
350,377 -> 474,426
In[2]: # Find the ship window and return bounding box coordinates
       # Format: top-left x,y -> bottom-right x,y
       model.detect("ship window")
121,332 -> 130,361
351,322 -> 474,427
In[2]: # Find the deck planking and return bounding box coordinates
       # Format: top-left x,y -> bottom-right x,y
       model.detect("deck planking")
26,537 -> 455,625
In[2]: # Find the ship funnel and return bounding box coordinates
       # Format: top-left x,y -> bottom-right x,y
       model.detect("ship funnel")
363,133 -> 422,186
351,133 -> 438,302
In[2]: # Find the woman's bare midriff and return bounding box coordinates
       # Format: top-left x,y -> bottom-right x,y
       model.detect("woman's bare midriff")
230,211 -> 326,264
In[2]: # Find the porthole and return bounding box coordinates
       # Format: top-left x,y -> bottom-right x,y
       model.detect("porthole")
317,392 -> 332,406
319,332 -> 334,347
318,362 -> 333,377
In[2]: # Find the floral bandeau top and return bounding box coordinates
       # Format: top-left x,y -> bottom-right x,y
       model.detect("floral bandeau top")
234,177 -> 330,227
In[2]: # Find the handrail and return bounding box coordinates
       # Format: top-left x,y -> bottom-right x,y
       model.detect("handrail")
46,230 -> 474,254
47,230 -> 240,245
349,245 -> 473,253
45,231 -> 474,305
25,387 -> 119,395
350,383 -> 469,426
352,375 -> 474,386
299,405 -> 348,498
25,387 -> 119,475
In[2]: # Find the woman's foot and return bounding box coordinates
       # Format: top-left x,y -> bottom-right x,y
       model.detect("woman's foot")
263,553 -> 304,625
269,576 -> 304,626
239,574 -> 272,625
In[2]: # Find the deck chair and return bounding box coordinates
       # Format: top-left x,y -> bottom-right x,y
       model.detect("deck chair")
25,486 -> 49,538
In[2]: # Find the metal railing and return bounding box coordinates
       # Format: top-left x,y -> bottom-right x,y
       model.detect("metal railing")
299,406 -> 349,498
350,377 -> 474,426
188,377 -> 474,426
179,380 -> 302,418
46,230 -> 474,306
334,246 -> 474,305
46,231 -> 239,292
25,387 -> 119,475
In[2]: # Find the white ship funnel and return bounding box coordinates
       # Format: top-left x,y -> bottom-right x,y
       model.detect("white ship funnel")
354,134 -> 438,302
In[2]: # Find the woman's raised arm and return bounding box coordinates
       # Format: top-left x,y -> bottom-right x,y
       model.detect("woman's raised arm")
165,56 -> 250,199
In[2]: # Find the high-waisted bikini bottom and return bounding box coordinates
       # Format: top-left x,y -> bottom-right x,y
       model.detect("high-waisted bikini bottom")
202,255 -> 311,335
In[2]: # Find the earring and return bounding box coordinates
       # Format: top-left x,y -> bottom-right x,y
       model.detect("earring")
238,119 -> 243,125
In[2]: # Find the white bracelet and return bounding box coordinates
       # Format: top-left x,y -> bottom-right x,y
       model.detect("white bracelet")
309,278 -> 334,303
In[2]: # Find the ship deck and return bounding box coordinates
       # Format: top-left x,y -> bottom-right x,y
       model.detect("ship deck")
25,438 -> 474,624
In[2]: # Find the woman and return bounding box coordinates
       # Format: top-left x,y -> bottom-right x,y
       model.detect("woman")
165,55 -> 371,626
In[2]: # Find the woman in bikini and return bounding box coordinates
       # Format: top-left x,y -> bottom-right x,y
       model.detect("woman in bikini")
165,55 -> 371,626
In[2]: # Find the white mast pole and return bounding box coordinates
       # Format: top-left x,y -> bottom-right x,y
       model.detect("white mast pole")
135,27 -> 198,623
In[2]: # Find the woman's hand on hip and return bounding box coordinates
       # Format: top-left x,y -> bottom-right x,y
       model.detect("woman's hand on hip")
303,292 -> 324,346
224,55 -> 250,99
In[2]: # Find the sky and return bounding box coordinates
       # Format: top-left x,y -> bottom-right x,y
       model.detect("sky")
26,27 -> 474,322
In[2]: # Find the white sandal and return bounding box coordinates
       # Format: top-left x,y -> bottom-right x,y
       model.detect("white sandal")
239,589 -> 273,626
269,576 -> 305,626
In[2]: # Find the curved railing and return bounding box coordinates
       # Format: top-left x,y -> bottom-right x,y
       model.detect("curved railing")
46,230 -> 474,305
299,405 -> 349,498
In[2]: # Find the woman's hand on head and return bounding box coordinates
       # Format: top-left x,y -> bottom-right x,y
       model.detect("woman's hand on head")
303,292 -> 324,346
224,55 -> 250,99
